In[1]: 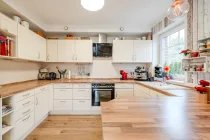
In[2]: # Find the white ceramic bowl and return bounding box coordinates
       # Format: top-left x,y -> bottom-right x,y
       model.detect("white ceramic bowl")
13,16 -> 21,23
21,21 -> 29,28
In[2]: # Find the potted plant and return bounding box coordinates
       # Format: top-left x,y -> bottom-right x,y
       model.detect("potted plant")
180,49 -> 191,58
163,66 -> 170,80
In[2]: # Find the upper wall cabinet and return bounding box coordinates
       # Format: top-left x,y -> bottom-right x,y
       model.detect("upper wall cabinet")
47,40 -> 58,62
113,40 -> 152,63
0,13 -> 17,36
17,24 -> 46,61
48,40 -> 93,63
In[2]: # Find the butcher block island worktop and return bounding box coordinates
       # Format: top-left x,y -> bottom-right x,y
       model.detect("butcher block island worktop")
101,90 -> 210,140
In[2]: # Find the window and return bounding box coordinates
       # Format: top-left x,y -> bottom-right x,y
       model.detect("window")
161,26 -> 185,81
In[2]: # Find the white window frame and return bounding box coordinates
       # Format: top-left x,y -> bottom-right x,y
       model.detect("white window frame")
160,24 -> 185,66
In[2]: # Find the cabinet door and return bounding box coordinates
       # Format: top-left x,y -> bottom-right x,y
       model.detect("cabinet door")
113,40 -> 134,62
35,90 -> 49,123
17,24 -> 31,59
134,40 -> 152,62
75,40 -> 93,62
115,89 -> 134,98
38,36 -> 46,61
47,40 -> 58,62
0,13 -> 17,36
134,84 -> 150,97
57,40 -> 66,62
66,40 -> 75,62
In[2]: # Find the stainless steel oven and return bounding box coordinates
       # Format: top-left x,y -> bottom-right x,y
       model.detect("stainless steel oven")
92,84 -> 115,106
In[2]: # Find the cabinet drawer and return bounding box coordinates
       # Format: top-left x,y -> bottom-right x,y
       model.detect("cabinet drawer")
54,84 -> 72,89
73,83 -> 91,89
15,111 -> 34,140
14,89 -> 34,103
54,89 -> 73,99
73,89 -> 91,99
115,84 -> 134,89
35,85 -> 48,94
15,96 -> 34,111
73,100 -> 91,111
15,103 -> 34,122
54,100 -> 72,110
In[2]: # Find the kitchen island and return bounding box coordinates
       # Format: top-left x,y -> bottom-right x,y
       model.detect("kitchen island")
101,89 -> 210,140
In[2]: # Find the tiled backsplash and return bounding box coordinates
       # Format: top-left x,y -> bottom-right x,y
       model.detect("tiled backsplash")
41,60 -> 147,79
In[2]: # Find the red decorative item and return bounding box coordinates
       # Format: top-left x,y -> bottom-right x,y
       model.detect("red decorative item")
0,36 -> 6,56
179,49 -> 191,54
195,87 -> 208,93
120,70 -> 128,80
190,52 -> 199,57
199,80 -> 210,87
166,76 -> 170,80
163,66 -> 170,73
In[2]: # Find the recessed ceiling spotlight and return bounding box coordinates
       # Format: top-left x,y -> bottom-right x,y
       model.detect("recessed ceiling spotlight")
64,26 -> 68,30
120,27 -> 124,31
81,0 -> 104,11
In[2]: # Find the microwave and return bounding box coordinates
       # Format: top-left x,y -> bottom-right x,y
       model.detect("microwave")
93,43 -> 113,57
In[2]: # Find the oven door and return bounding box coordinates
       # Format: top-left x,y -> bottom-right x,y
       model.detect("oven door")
92,88 -> 114,106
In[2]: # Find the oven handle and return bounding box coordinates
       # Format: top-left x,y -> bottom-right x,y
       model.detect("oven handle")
93,89 -> 113,91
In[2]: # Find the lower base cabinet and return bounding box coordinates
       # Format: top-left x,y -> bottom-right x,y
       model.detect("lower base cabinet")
35,90 -> 49,124
54,100 -> 73,110
15,111 -> 34,139
73,100 -> 91,111
115,89 -> 134,98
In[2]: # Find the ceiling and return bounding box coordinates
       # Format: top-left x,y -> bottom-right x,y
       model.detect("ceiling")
1,0 -> 172,34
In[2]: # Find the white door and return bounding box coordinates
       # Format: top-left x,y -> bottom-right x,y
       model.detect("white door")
75,40 -> 93,62
35,90 -> 48,123
134,40 -> 152,62
66,40 -> 75,62
47,40 -> 58,62
57,40 -> 67,62
113,40 -> 134,63
115,89 -> 134,98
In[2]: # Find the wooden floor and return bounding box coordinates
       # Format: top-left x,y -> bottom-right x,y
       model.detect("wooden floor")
25,115 -> 103,140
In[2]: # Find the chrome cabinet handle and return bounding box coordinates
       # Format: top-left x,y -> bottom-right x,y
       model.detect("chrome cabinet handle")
47,54 -> 49,60
132,55 -> 134,61
73,54 -> 74,60
38,52 -> 40,59
79,101 -> 85,103
60,101 -> 66,103
76,55 -> 77,60
23,101 -> 30,106
22,109 -> 30,115
22,93 -> 30,97
60,89 -> 67,91
135,55 -> 136,61
36,98 -> 38,105
22,115 -> 30,122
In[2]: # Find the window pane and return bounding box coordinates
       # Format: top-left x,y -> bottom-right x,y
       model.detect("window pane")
161,28 -> 185,81
170,32 -> 179,46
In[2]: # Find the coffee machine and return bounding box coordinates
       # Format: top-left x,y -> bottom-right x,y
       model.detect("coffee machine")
134,67 -> 149,81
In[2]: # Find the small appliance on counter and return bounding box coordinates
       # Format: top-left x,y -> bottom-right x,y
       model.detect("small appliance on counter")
120,70 -> 128,80
56,67 -> 67,79
46,72 -> 56,80
38,68 -> 49,80
134,66 -> 149,81
155,64 -> 163,78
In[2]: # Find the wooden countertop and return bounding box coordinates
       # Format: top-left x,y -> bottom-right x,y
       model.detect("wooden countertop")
101,90 -> 210,140
0,79 -> 189,98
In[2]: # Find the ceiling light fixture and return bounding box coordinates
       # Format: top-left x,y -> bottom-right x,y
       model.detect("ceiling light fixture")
81,0 -> 104,11
167,0 -> 190,21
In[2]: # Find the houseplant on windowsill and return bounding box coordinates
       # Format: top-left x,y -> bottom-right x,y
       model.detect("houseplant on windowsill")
163,66 -> 170,80
180,49 -> 191,58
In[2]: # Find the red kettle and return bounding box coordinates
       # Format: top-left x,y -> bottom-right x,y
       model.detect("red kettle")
120,70 -> 128,80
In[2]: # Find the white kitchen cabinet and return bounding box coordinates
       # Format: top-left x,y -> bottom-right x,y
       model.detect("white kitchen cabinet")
54,100 -> 72,110
73,100 -> 91,111
113,40 -> 134,63
47,40 -> 58,62
35,90 -> 49,124
134,40 -> 152,62
73,89 -> 91,100
17,24 -> 46,61
54,89 -> 73,99
75,40 -> 93,63
115,89 -> 134,98
0,13 -> 17,36
48,84 -> 54,111
57,40 -> 92,63
134,84 -> 150,97
113,40 -> 152,63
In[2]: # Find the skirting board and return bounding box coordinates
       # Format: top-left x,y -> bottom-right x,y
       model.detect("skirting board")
49,110 -> 101,115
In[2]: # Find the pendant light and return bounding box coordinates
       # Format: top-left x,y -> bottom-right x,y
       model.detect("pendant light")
81,0 -> 104,11
167,0 -> 190,21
